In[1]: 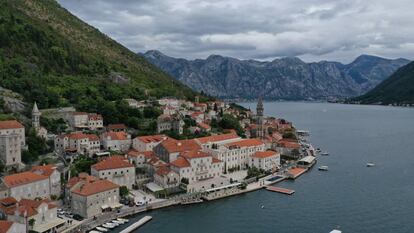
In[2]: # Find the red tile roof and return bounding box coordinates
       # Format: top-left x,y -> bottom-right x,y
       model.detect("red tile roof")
135,134 -> 168,143
92,156 -> 134,171
3,172 -> 48,188
0,220 -> 13,233
88,113 -> 103,120
0,120 -> 24,129
155,166 -> 174,176
86,134 -> 99,141
66,132 -> 89,140
196,133 -> 239,144
252,150 -> 278,158
278,139 -> 300,149
102,131 -> 129,141
0,198 -> 55,217
181,150 -> 210,159
127,150 -> 154,159
30,164 -> 57,177
160,139 -> 201,153
0,197 -> 17,206
170,157 -> 190,168
225,139 -> 264,148
108,124 -> 127,130
71,178 -> 119,196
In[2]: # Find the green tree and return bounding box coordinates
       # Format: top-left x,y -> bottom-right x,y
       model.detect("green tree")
119,186 -> 129,198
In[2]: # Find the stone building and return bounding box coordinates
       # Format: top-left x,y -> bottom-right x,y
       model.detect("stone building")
1,171 -> 50,200
68,174 -> 120,218
0,120 -> 25,170
91,156 -> 136,189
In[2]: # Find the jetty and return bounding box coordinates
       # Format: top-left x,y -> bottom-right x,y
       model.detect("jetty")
266,186 -> 295,195
119,216 -> 152,233
287,167 -> 308,179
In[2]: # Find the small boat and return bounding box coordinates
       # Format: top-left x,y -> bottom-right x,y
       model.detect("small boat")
320,152 -> 329,156
261,205 -> 265,209
96,227 -> 108,232
117,218 -> 129,223
330,230 -> 342,233
318,166 -> 329,171
102,223 -> 115,229
112,220 -> 123,225
89,231 -> 101,233
366,163 -> 375,167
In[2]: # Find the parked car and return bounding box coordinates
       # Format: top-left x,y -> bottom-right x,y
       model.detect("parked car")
135,201 -> 145,206
73,214 -> 84,221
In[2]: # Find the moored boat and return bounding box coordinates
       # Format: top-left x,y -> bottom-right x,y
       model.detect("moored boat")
96,227 -> 108,232
318,165 -> 329,171
102,223 -> 115,229
366,163 -> 375,167
320,152 -> 329,156
117,218 -> 129,223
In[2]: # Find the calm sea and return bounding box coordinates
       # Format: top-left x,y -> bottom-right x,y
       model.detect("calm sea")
113,102 -> 414,233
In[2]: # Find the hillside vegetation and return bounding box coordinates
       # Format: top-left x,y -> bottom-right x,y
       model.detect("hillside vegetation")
0,0 -> 197,118
352,61 -> 414,105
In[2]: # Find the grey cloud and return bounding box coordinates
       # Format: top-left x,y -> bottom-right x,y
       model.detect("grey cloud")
58,0 -> 414,63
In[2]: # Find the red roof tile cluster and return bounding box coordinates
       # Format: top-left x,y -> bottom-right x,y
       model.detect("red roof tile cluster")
0,120 -> 24,129
278,139 -> 300,149
181,150 -> 210,159
127,149 -> 154,159
196,133 -> 239,144
0,220 -> 13,233
88,113 -> 103,120
86,134 -> 99,141
135,134 -> 168,143
108,124 -> 127,130
92,156 -> 133,171
30,164 -> 57,177
170,157 -> 191,168
155,166 -> 174,176
3,172 -> 48,188
160,139 -> 201,153
225,139 -> 264,148
71,177 -> 119,196
0,197 -> 55,217
102,131 -> 129,141
252,150 -> 278,158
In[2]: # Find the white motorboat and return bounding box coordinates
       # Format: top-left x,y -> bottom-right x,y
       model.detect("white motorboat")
330,230 -> 342,233
102,223 -> 115,229
320,152 -> 329,156
366,163 -> 375,167
96,227 -> 108,232
318,166 -> 329,171
89,231 -> 101,233
117,218 -> 129,223
112,220 -> 123,225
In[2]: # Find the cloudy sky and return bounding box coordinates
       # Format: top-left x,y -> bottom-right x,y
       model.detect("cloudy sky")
58,0 -> 414,63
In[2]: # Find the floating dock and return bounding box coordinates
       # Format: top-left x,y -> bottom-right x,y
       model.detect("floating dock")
287,167 -> 308,179
119,216 -> 152,233
266,186 -> 295,195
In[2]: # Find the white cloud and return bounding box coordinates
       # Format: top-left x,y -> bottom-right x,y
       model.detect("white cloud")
58,0 -> 414,63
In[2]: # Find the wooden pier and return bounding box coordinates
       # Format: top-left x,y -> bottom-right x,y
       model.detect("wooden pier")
266,186 -> 295,195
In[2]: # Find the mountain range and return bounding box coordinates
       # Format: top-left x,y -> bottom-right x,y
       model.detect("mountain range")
351,61 -> 414,105
142,50 -> 409,100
